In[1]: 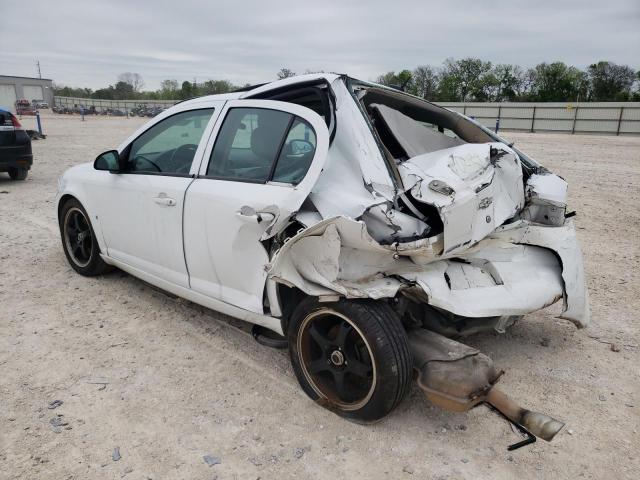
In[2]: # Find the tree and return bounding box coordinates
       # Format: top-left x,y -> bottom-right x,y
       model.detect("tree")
113,81 -> 135,100
587,61 -> 636,101
159,79 -> 179,99
277,68 -> 296,79
117,72 -> 144,92
375,70 -> 413,91
527,62 -> 587,101
409,66 -> 439,100
492,64 -> 526,102
437,58 -> 493,101
53,83 -> 93,98
180,80 -> 193,99
199,79 -> 235,95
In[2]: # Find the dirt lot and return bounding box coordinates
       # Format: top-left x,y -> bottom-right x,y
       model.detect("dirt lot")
1,113 -> 639,480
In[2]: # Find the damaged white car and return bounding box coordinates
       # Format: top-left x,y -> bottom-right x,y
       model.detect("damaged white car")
57,74 -> 588,446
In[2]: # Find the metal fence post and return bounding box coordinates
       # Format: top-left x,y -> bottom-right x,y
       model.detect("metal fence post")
495,105 -> 501,133
530,106 -> 536,132
571,105 -> 578,134
463,105 -> 467,116
616,107 -> 624,136
35,110 -> 43,135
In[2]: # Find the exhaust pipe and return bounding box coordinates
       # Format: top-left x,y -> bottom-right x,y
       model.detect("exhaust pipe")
408,328 -> 565,449
485,388 -> 565,442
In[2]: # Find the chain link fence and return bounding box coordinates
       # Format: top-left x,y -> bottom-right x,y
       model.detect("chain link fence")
53,96 -> 178,115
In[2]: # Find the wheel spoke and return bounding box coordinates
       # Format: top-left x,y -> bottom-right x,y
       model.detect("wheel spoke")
308,324 -> 331,351
332,370 -> 346,397
308,358 -> 330,374
73,213 -> 81,230
79,240 -> 90,260
335,321 -> 352,347
346,358 -> 372,378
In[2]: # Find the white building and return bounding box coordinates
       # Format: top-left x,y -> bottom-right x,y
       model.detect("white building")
0,75 -> 54,112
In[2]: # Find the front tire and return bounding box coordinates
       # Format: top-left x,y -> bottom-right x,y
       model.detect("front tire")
8,167 -> 28,180
59,198 -> 112,276
288,298 -> 412,423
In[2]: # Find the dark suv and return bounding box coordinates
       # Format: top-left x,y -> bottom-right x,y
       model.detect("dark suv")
0,107 -> 32,180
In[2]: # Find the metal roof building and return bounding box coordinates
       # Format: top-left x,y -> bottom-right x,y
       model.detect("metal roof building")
0,75 -> 54,113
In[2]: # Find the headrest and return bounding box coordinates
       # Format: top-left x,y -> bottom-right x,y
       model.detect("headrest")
250,126 -> 275,159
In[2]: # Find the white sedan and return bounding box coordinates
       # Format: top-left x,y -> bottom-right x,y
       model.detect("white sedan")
57,74 -> 588,431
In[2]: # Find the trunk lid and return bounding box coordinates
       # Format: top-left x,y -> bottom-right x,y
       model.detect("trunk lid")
399,143 -> 525,254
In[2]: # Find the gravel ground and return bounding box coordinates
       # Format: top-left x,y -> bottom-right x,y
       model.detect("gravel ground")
1,113 -> 639,480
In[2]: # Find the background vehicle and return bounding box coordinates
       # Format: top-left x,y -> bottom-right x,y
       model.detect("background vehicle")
15,99 -> 36,115
56,74 -> 585,438
0,107 -> 32,180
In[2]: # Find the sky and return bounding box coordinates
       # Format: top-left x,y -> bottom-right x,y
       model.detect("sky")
1,0 -> 639,90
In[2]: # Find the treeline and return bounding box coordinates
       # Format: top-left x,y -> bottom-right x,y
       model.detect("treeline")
373,59 -> 639,102
53,73 -> 241,101
53,60 -> 639,102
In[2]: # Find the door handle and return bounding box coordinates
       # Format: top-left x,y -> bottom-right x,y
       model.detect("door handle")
237,205 -> 275,224
153,194 -> 176,206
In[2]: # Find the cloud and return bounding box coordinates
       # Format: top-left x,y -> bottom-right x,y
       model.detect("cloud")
1,0 -> 638,89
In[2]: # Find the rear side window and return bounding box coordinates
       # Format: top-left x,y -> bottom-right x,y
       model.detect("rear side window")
126,108 -> 214,175
206,107 -> 316,184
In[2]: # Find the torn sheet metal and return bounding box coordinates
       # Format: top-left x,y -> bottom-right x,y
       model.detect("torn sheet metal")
520,173 -> 568,226
399,143 -> 524,255
269,216 -> 567,321
491,219 -> 590,327
400,241 -> 564,318
307,79 -> 396,220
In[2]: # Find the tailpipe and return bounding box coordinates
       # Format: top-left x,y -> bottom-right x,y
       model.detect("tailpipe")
485,388 -> 565,442
408,328 -> 565,448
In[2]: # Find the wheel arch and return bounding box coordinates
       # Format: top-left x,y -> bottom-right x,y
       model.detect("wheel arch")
57,192 -> 108,256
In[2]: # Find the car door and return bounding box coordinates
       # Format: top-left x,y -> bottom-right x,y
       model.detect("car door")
94,104 -> 221,287
183,100 -> 329,313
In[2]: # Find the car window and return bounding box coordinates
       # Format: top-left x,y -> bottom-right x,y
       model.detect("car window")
207,107 -> 317,185
126,108 -> 214,174
271,118 -> 316,184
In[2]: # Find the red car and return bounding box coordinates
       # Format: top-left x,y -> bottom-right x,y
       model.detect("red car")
15,99 -> 36,116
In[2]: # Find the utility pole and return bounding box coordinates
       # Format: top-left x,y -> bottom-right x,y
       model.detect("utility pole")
36,60 -> 42,79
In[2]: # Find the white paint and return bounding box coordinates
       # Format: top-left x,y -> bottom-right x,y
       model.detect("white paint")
185,99 -> 330,314
400,143 -> 524,254
527,173 -> 568,205
57,74 -> 590,335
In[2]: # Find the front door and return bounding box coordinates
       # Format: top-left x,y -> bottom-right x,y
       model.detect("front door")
95,106 -> 219,287
183,100 -> 329,313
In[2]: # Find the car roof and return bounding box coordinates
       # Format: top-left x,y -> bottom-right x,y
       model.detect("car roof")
177,73 -> 344,109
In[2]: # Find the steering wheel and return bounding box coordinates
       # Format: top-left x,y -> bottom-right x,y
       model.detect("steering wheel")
169,144 -> 199,173
132,155 -> 162,172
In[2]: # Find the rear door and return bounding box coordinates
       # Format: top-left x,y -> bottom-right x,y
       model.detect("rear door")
184,100 -> 329,313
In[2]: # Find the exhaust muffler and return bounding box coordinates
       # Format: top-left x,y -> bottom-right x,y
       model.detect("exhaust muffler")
408,328 -> 565,449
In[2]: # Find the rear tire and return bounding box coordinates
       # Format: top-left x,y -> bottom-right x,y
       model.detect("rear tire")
288,297 -> 412,423
59,198 -> 112,276
8,167 -> 28,180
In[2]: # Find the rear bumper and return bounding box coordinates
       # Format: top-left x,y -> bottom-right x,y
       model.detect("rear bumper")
407,244 -> 564,318
404,219 -> 590,328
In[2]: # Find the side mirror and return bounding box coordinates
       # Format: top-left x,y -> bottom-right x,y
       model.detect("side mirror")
289,139 -> 314,155
94,150 -> 120,172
